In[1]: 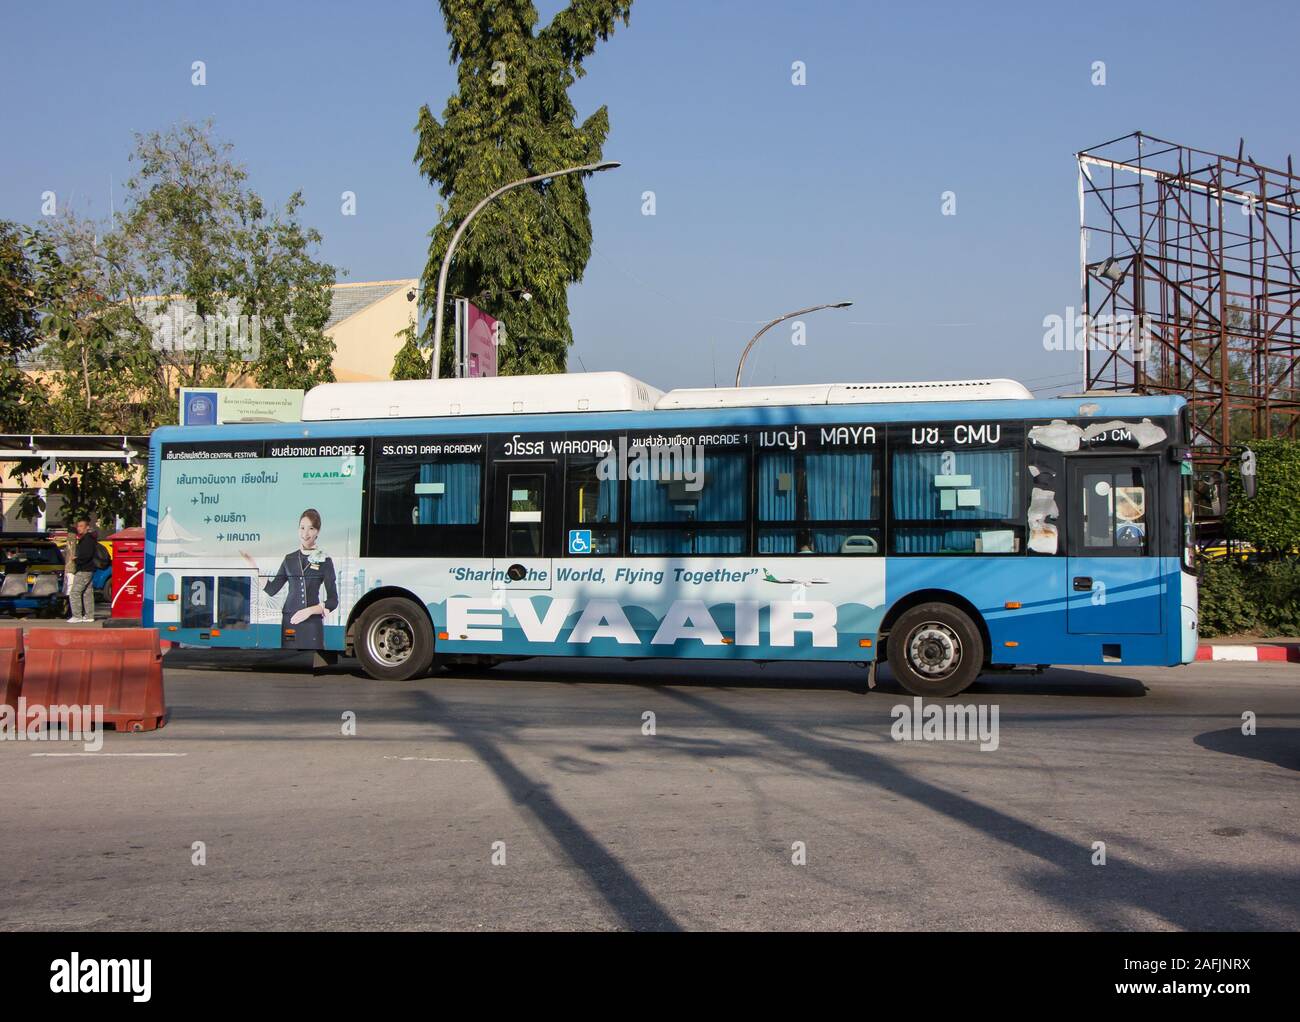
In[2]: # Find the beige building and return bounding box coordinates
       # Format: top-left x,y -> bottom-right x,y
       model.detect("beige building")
325,278 -> 420,382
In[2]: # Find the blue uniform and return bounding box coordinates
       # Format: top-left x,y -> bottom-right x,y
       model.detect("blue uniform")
263,550 -> 338,649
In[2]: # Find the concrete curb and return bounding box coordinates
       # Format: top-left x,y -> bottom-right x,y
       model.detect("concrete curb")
1196,644 -> 1300,662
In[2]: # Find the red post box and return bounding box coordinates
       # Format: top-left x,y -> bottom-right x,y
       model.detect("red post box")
106,527 -> 146,620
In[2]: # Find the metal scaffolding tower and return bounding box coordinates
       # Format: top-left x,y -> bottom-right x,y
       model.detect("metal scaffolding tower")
1077,131 -> 1300,461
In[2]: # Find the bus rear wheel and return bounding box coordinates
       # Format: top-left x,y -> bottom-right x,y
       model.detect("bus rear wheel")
887,602 -> 984,698
355,598 -> 434,681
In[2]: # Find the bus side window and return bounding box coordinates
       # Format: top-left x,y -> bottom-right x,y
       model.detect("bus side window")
370,452 -> 484,557
216,576 -> 252,629
565,455 -> 620,555
756,449 -> 880,554
890,447 -> 1023,554
181,576 -> 214,629
628,450 -> 748,556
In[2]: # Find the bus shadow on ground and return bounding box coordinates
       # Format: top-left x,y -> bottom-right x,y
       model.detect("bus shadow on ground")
1194,726 -> 1300,772
164,648 -> 321,674
165,648 -> 1150,698
465,661 -> 1149,699
960,669 -> 1148,698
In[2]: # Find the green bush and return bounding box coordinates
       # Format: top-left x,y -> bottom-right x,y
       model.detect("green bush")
1198,558 -> 1256,636
1225,439 -> 1300,553
1198,438 -> 1300,636
1251,558 -> 1300,635
1197,556 -> 1300,637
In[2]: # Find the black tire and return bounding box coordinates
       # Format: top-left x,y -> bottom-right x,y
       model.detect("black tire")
353,598 -> 434,681
886,602 -> 985,698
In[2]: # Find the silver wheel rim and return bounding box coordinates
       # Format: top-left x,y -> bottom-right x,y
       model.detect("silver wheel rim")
907,622 -> 961,680
366,614 -> 415,667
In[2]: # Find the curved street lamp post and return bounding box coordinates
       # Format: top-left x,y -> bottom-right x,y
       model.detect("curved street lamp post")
734,301 -> 855,388
430,160 -> 620,379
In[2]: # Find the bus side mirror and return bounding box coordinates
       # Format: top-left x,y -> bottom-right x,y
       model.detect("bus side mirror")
1240,447 -> 1257,499
1196,471 -> 1225,517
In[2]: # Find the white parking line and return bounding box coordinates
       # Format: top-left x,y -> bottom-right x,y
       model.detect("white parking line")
29,752 -> 187,758
383,755 -> 477,764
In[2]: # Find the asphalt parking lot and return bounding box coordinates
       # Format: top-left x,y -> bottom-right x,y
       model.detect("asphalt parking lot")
2,652 -> 1297,931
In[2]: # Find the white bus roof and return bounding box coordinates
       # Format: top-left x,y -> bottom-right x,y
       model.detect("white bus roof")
301,373 -> 1034,421
655,379 -> 1034,409
302,371 -> 664,420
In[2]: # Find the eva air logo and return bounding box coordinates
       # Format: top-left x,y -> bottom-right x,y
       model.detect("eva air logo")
303,455 -> 355,480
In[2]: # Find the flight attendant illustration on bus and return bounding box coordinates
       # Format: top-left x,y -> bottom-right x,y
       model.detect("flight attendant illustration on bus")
241,508 -> 338,649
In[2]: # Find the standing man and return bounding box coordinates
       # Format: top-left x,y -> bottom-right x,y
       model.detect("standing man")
67,516 -> 98,623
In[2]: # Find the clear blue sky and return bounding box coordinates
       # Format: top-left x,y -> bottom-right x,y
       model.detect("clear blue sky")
3,0 -> 1297,394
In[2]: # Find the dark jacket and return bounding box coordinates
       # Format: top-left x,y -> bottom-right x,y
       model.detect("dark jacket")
73,533 -> 99,572
263,551 -> 338,650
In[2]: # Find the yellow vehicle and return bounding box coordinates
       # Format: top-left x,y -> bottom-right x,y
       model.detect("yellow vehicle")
1200,542 -> 1257,562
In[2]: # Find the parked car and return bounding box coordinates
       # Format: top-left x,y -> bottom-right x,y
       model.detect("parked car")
0,535 -> 68,617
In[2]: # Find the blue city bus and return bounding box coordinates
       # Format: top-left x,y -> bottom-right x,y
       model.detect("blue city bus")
142,373 -> 1198,696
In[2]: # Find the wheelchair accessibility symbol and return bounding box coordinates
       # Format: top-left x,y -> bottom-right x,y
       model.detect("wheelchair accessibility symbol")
568,529 -> 592,555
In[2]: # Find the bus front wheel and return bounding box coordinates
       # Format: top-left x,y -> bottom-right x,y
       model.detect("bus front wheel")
886,602 -> 984,698
355,598 -> 434,681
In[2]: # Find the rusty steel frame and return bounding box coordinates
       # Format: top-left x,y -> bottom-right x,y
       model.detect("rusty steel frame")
1077,131 -> 1300,461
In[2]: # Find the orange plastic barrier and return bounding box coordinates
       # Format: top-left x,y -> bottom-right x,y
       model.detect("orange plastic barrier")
22,628 -> 167,732
0,627 -> 22,710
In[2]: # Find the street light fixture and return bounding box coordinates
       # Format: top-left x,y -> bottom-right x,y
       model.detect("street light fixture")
430,160 -> 621,379
1091,256 -> 1127,284
733,301 -> 855,388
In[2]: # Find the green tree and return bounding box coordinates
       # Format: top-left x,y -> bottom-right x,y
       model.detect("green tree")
116,122 -> 338,395
0,220 -> 39,430
12,225 -> 155,525
411,0 -> 632,378
27,219 -> 162,436
13,121 -> 339,526
391,322 -> 429,379
27,122 -> 337,427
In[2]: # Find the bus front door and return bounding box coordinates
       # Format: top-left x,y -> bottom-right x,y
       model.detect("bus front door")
489,460 -> 560,591
1065,457 -> 1163,635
